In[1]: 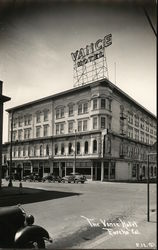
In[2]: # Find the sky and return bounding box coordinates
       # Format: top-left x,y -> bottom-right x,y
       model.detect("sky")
0,0 -> 157,143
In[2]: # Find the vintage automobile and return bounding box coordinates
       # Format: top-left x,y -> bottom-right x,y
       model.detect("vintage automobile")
5,173 -> 20,181
61,172 -> 87,183
42,174 -> 62,183
23,173 -> 42,182
0,204 -> 52,248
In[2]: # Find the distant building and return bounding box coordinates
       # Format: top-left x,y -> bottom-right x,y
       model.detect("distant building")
2,78 -> 157,181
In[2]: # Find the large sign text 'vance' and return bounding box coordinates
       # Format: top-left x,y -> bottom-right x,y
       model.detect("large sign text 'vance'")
71,34 -> 112,67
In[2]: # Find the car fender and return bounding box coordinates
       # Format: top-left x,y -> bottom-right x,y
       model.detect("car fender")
14,225 -> 50,246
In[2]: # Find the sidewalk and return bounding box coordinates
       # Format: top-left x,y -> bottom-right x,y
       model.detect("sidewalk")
75,207 -> 157,249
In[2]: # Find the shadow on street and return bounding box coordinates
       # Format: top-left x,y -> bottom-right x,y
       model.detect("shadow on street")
0,187 -> 81,207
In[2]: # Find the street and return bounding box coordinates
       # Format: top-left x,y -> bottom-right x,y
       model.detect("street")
1,180 -> 157,249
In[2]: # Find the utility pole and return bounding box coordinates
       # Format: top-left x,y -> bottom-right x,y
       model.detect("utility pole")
74,129 -> 77,173
0,80 -> 11,189
147,152 -> 157,222
8,111 -> 14,187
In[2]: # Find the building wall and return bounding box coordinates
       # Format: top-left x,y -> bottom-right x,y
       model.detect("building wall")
4,80 -> 157,181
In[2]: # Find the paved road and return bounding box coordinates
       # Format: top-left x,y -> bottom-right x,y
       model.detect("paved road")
2,180 -> 156,249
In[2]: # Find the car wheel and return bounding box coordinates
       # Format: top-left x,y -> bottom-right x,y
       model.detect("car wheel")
81,181 -> 84,184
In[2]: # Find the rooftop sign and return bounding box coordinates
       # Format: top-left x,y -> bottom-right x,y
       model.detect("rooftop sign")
71,34 -> 112,67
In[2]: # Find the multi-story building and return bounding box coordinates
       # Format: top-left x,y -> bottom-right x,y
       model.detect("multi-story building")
2,78 -> 157,181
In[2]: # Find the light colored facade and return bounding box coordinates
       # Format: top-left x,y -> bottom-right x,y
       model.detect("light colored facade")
2,79 -> 157,181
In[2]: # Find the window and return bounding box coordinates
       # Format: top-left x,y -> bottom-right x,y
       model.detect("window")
77,142 -> 80,154
40,145 -> 43,156
101,117 -> 106,129
151,166 -> 153,177
83,103 -> 88,113
36,126 -> 41,138
128,126 -> 133,138
36,112 -> 41,123
56,109 -> 60,119
78,121 -> 82,132
135,115 -> 139,127
108,99 -> 112,111
83,120 -> 88,131
78,102 -> 88,114
134,129 -> 139,140
28,146 -> 30,156
43,125 -> 49,137
18,117 -> 23,127
24,129 -> 31,139
44,110 -> 49,121
110,162 -> 115,179
56,107 -> 64,119
132,164 -> 137,177
60,123 -> 64,134
68,121 -> 73,133
18,130 -> 23,140
128,112 -> 133,124
78,104 -> 82,115
13,131 -> 17,141
13,118 -> 17,128
68,143 -> 73,154
18,147 -> 21,157
61,108 -> 64,118
61,143 -> 65,155
93,140 -> 97,153
46,145 -> 49,156
93,99 -> 97,110
23,146 -> 26,157
93,117 -> 97,129
101,99 -> 106,109
56,123 -> 64,135
56,124 -> 59,135
85,141 -> 89,154
34,145 -> 37,156
55,144 -> 58,155
68,104 -> 74,116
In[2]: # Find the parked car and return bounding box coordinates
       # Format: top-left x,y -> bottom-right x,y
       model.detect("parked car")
5,173 -> 20,181
42,174 -> 61,183
61,172 -> 87,183
23,173 -> 42,182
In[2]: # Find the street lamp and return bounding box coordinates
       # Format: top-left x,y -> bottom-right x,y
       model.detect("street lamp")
147,152 -> 157,222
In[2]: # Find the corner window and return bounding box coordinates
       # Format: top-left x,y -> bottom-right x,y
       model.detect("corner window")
101,117 -> 106,129
101,99 -> 106,109
93,99 -> 97,110
93,117 -> 97,129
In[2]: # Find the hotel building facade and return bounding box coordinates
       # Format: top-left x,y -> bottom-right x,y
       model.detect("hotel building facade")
2,79 -> 157,181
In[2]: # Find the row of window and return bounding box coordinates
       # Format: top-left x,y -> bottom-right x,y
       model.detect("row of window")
55,98 -> 112,120
120,144 -> 150,160
12,144 -> 50,157
127,112 -> 156,132
54,141 -> 91,155
127,126 -> 156,144
132,165 -> 157,178
56,117 -> 110,135
13,110 -> 49,128
12,125 -> 49,141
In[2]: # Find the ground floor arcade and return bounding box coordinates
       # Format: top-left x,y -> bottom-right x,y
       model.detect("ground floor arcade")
2,157 -> 157,182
